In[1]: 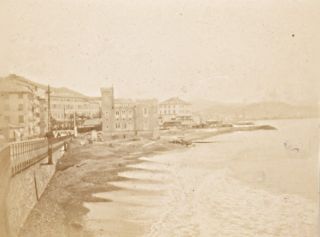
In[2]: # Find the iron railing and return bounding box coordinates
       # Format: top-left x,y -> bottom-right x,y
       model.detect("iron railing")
9,135 -> 72,176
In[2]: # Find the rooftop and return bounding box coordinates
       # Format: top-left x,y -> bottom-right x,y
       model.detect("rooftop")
0,74 -> 100,100
1,74 -> 47,89
160,97 -> 190,105
0,79 -> 33,93
51,87 -> 87,98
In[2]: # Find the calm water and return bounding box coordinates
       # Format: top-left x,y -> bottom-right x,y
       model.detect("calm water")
84,119 -> 319,237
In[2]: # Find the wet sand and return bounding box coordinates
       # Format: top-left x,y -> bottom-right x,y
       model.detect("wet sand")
18,127 -> 245,237
18,136 -> 182,237
83,119 -> 318,237
18,121 -> 319,237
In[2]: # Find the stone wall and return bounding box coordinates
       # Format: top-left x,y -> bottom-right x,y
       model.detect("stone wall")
0,146 -> 11,237
3,146 -> 65,237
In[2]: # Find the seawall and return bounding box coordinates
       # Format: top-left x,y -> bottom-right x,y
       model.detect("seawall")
0,146 -> 11,237
0,140 -> 68,237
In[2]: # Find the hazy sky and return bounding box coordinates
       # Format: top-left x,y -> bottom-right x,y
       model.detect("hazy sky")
0,0 -> 319,104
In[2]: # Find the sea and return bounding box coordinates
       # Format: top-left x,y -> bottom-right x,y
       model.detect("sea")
84,118 -> 319,237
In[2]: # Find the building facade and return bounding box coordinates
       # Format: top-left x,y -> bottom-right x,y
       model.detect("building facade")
101,87 -> 158,137
158,97 -> 193,127
0,74 -> 102,140
50,87 -> 101,125
0,75 -> 48,140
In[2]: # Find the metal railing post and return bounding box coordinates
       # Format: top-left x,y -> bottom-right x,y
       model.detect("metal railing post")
48,140 -> 53,165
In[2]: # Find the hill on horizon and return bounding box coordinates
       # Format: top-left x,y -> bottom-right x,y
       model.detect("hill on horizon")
190,99 -> 319,121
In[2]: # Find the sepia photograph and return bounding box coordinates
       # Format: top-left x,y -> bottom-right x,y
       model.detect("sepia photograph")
0,0 -> 319,237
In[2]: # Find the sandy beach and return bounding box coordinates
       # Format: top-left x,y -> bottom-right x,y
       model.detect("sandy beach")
18,132 -> 187,237
18,119 -> 319,237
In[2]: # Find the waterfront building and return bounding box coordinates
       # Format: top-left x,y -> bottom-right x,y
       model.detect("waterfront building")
50,87 -> 101,124
0,74 -> 102,140
158,97 -> 193,127
0,75 -> 48,140
101,87 -> 159,137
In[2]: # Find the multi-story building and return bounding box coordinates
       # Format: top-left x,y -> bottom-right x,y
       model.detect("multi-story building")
0,75 -> 48,140
158,97 -> 193,127
50,87 -> 101,124
0,74 -> 102,139
101,87 -> 159,138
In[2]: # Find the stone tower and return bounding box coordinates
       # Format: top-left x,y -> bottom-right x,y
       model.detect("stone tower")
101,87 -> 114,133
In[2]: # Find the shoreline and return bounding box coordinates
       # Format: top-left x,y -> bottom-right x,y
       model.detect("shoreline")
18,125 -> 276,237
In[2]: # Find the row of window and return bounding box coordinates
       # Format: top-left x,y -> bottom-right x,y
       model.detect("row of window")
160,110 -> 190,115
160,104 -> 189,109
115,117 -> 133,121
51,103 -> 99,110
115,122 -> 132,129
52,104 -> 74,109
109,108 -> 149,116
115,110 -> 133,116
115,104 -> 132,108
52,112 -> 95,119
